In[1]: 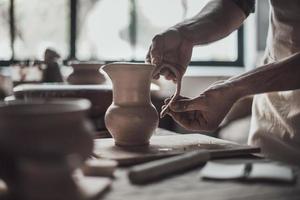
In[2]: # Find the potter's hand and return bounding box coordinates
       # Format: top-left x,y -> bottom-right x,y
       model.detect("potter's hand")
163,80 -> 241,132
146,28 -> 193,82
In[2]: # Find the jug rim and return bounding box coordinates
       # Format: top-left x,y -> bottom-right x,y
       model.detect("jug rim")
0,98 -> 91,116
101,62 -> 155,72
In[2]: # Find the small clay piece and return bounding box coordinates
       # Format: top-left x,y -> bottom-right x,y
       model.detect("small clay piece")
102,62 -> 159,147
82,159 -> 117,177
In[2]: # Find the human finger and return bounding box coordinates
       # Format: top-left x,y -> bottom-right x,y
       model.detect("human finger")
145,45 -> 151,64
166,110 -> 192,128
169,97 -> 206,112
160,68 -> 170,77
147,45 -> 161,79
164,97 -> 171,104
168,110 -> 206,131
164,95 -> 188,104
150,35 -> 164,66
157,65 -> 175,81
165,70 -> 176,80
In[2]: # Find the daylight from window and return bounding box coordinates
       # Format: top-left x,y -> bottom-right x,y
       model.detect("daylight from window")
0,0 -> 238,62
0,0 -> 11,60
13,0 -> 69,60
77,0 -> 238,62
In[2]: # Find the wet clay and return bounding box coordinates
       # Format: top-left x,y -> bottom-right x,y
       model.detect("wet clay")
102,62 -> 159,147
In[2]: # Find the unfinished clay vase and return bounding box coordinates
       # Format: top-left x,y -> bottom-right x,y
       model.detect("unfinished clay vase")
102,62 -> 158,146
67,62 -> 105,85
0,99 -> 95,199
0,98 -> 94,161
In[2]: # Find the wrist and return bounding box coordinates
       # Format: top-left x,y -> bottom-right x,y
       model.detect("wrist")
172,24 -> 197,45
225,78 -> 251,101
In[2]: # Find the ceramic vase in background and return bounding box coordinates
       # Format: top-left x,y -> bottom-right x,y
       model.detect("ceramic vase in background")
67,62 -> 106,85
0,99 -> 94,199
102,62 -> 159,146
0,98 -> 94,160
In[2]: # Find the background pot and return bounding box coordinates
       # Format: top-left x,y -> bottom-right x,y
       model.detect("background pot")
67,62 -> 106,85
0,98 -> 94,199
13,84 -> 113,133
0,98 -> 94,160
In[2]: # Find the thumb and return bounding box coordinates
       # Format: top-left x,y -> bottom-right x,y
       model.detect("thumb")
169,98 -> 202,112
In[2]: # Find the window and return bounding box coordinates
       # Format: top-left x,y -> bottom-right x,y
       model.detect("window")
0,0 -> 11,60
13,0 -> 70,60
0,0 -> 244,66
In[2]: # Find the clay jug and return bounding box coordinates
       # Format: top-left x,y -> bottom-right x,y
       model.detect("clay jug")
67,62 -> 105,85
0,98 -> 94,161
0,99 -> 94,199
102,62 -> 158,146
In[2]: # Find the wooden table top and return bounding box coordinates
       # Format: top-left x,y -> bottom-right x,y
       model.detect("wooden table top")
103,157 -> 300,200
101,129 -> 300,200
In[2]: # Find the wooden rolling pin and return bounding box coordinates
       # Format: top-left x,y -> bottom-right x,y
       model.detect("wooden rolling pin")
128,150 -> 210,184
128,147 -> 260,184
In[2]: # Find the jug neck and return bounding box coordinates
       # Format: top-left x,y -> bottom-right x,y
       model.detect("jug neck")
102,63 -> 154,106
113,80 -> 151,105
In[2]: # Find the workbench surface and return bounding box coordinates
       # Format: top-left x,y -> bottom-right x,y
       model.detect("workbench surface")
102,129 -> 300,200
103,158 -> 300,200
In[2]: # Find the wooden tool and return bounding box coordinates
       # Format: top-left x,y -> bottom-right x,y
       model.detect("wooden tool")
128,148 -> 260,184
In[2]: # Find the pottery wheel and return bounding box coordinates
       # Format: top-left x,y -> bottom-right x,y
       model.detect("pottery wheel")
93,129 -> 259,166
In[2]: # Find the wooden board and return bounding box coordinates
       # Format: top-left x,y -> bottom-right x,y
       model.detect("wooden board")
93,133 -> 260,166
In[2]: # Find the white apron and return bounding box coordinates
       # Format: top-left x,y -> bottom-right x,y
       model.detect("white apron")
248,0 -> 300,165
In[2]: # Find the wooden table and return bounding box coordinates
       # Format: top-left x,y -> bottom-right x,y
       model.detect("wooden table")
102,157 -> 300,200
100,129 -> 300,200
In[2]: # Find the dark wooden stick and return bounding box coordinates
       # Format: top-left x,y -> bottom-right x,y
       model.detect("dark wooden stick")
128,147 -> 260,184
128,151 -> 210,184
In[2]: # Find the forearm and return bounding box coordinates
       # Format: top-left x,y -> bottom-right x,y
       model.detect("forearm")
173,0 -> 247,45
230,52 -> 300,98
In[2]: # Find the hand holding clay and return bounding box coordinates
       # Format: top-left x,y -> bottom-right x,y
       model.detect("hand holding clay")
146,28 -> 193,82
163,80 -> 242,132
146,28 -> 192,118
